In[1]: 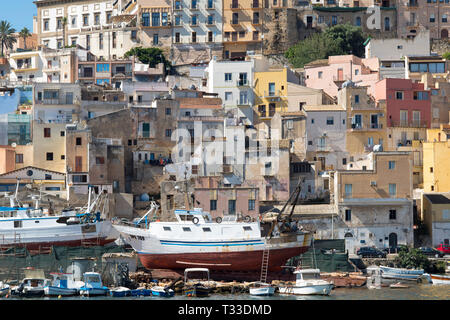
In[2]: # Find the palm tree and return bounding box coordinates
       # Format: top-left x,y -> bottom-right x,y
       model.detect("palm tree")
0,20 -> 16,57
19,27 -> 31,50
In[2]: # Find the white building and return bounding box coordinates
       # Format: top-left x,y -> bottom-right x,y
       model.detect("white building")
206,57 -> 255,126
303,104 -> 348,171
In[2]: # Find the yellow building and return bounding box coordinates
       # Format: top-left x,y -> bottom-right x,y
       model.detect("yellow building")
423,124 -> 450,192
223,0 -> 263,59
32,123 -> 67,173
339,86 -> 387,158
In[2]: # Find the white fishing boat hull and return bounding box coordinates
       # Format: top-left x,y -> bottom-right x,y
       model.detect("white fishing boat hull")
44,286 -> 79,296
0,285 -> 9,297
249,286 -> 275,296
279,283 -> 333,295
430,274 -> 450,285
79,288 -> 109,296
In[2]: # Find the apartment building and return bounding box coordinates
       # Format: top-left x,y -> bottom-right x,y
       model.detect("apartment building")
35,0 -> 138,59
222,0 -> 263,60
334,151 -> 414,253
405,55 -> 449,82
423,124 -> 450,193
397,0 -> 450,39
422,193 -> 450,247
339,84 -> 387,158
304,55 -> 380,98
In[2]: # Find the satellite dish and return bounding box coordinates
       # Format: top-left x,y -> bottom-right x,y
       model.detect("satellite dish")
11,143 -> 17,148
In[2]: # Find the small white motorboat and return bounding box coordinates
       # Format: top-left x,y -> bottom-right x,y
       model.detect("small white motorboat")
249,282 -> 275,296
278,269 -> 333,296
10,269 -> 50,298
110,286 -> 132,297
429,274 -> 450,285
79,272 -> 109,296
151,286 -> 175,297
379,266 -> 424,281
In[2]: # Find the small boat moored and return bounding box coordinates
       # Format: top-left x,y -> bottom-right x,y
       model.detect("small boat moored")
379,266 -> 424,281
429,274 -> 450,285
11,269 -> 50,298
110,286 -> 131,297
183,268 -> 211,297
249,282 -> 275,296
131,288 -> 152,296
44,272 -> 81,297
278,269 -> 334,296
151,286 -> 175,297
79,272 -> 109,296
0,281 -> 10,297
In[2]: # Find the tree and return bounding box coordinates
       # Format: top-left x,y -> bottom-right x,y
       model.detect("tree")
62,17 -> 68,48
443,52 -> 450,60
285,24 -> 367,68
0,20 -> 16,57
124,47 -> 172,71
19,27 -> 31,50
285,32 -> 342,68
323,23 -> 366,58
394,248 -> 432,272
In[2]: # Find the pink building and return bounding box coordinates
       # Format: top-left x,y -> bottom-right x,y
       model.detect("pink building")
375,78 -> 431,128
304,55 -> 380,98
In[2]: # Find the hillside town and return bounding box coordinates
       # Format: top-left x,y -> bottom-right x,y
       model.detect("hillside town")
0,0 -> 449,270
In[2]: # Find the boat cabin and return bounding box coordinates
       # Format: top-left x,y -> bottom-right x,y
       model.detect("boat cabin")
184,268 -> 210,282
49,273 -> 75,288
83,272 -> 103,288
174,208 -> 213,224
294,269 -> 322,282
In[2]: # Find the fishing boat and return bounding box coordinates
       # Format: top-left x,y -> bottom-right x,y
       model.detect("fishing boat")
183,268 -> 211,297
0,281 -> 10,297
379,266 -> 424,281
110,287 -> 131,297
11,268 -> 50,298
249,282 -> 275,296
151,286 -> 175,297
0,184 -> 118,250
113,182 -> 312,273
79,272 -> 109,296
43,272 -> 82,296
429,274 -> 450,285
278,269 -> 333,296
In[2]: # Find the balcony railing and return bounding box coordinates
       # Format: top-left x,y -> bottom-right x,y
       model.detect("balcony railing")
263,90 -> 282,98
236,79 -> 248,86
349,123 -> 383,130
390,120 -> 427,128
230,3 -> 241,9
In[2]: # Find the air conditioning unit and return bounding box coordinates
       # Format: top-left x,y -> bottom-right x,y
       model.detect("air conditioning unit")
370,181 -> 377,187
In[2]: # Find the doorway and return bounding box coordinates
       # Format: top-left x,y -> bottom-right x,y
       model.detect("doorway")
388,233 -> 398,247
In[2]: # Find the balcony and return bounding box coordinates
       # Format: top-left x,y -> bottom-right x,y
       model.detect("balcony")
230,3 -> 241,9
263,90 -> 282,99
349,123 -> 383,131
220,164 -> 233,174
390,120 -> 427,128
407,1 -> 419,7
406,21 -> 419,27
236,79 -> 248,86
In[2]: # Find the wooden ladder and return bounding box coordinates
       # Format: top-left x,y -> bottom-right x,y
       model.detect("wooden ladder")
260,248 -> 270,283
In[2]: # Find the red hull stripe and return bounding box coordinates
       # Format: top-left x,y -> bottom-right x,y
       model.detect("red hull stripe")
138,246 -> 309,271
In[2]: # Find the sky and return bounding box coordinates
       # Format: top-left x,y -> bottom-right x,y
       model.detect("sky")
0,2 -> 36,32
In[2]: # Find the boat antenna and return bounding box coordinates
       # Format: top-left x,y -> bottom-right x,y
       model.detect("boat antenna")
184,167 -> 190,210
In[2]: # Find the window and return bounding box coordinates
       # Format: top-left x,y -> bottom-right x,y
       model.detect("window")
44,127 -> 51,138
345,184 -> 352,197
207,14 -> 214,25
355,95 -> 360,103
326,116 -> 334,125
430,14 -> 435,23
355,16 -> 361,26
225,92 -> 233,101
192,32 -> 197,43
208,0 -> 214,8
332,15 -> 338,25
165,129 -> 172,137
152,12 -> 160,26
163,226 -> 171,231
142,123 -> 150,138
208,31 -> 213,42
83,14 -> 89,26
76,137 -> 82,145
225,73 -> 232,82
389,209 -> 397,220
14,220 -> 22,228
46,152 -> 53,161
389,184 -> 397,197
96,157 -> 105,164
203,227 -> 212,232
248,199 -> 255,211
318,71 -> 323,79
252,31 -> 259,41
175,0 -> 181,9
268,83 -> 275,96
243,226 -> 252,231
15,154 -> 23,163
153,34 -> 159,45
396,91 -> 403,100
43,19 -> 49,31
175,32 -> 180,43
210,199 -> 217,211
162,12 -> 168,26
345,209 -> 351,221
443,14 -> 448,23
414,91 -> 429,100
228,199 -> 236,214
182,227 -> 192,232
388,161 -> 395,170
142,13 -> 150,26
175,15 -> 181,26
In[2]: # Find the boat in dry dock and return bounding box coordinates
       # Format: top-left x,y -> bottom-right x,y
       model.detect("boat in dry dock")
0,184 -> 118,249
113,202 -> 311,272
